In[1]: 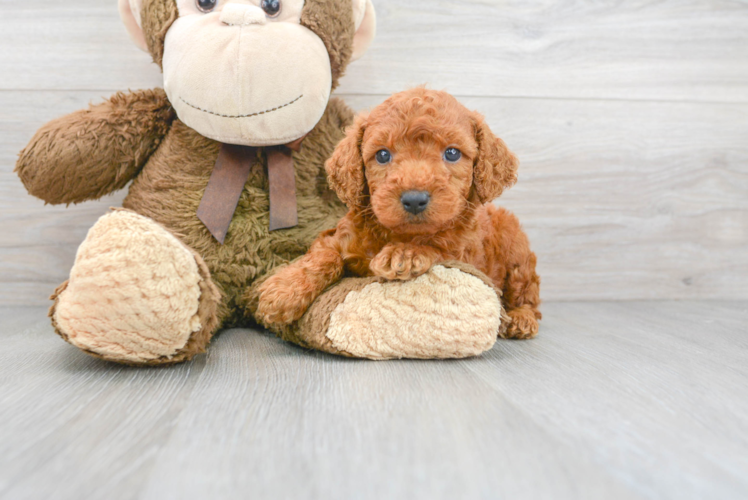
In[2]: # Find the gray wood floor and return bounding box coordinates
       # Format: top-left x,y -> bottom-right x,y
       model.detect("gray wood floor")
0,302 -> 746,500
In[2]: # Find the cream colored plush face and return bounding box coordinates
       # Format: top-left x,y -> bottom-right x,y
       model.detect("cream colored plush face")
164,0 -> 333,146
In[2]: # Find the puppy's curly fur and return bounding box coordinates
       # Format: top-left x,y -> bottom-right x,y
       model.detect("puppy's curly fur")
257,88 -> 541,339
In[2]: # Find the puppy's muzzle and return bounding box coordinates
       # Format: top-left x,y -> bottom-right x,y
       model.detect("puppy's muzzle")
401,191 -> 430,215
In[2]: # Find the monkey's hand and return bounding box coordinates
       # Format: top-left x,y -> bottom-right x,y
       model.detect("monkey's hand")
369,243 -> 441,281
15,89 -> 175,205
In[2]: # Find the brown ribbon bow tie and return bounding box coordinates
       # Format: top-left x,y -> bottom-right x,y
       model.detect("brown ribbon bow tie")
197,137 -> 305,244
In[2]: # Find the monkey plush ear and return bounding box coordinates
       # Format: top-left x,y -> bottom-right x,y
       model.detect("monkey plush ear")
471,113 -> 519,204
351,0 -> 376,61
325,115 -> 368,208
118,0 -> 148,52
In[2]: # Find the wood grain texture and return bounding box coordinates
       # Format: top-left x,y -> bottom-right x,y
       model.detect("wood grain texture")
3,1 -> 748,102
3,92 -> 747,303
0,302 -> 746,499
1,0 -> 748,304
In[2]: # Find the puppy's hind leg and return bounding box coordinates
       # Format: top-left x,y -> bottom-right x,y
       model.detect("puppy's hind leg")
485,206 -> 541,339
503,251 -> 541,339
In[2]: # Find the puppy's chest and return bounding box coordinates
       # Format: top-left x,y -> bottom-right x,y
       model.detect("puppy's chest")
342,234 -> 384,276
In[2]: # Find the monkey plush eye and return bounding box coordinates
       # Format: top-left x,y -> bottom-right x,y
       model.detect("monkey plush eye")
196,0 -> 217,12
261,0 -> 281,17
375,149 -> 392,165
444,147 -> 462,162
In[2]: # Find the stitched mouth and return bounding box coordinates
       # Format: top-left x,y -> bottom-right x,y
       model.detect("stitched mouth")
179,95 -> 303,119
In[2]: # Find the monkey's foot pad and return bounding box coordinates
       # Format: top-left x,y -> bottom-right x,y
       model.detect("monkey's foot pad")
288,262 -> 508,360
51,209 -> 219,365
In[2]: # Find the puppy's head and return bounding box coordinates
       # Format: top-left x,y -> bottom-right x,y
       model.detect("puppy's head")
326,88 -> 518,234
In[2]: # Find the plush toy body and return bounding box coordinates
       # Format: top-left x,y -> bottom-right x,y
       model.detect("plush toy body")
121,98 -> 353,327
16,0 -> 513,364
257,89 -> 541,339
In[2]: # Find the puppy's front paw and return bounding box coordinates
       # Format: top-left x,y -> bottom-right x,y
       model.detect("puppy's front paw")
504,306 -> 540,339
369,243 -> 436,280
256,268 -> 314,326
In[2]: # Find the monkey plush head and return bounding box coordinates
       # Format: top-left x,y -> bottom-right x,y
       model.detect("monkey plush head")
119,0 -> 376,146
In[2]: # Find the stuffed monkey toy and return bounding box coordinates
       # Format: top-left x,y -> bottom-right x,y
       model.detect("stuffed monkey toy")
16,0 -> 509,364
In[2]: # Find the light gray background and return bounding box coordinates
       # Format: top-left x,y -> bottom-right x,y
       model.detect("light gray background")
0,1 -> 747,499
2,0 -> 747,304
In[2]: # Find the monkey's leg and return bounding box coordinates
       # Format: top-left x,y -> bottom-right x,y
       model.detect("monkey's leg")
246,262 -> 509,360
50,209 -> 221,365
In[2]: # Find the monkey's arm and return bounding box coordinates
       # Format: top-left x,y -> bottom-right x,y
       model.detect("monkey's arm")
256,228 -> 347,326
16,89 -> 175,205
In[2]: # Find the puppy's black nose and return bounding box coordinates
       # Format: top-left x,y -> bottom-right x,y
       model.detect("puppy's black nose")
401,191 -> 431,215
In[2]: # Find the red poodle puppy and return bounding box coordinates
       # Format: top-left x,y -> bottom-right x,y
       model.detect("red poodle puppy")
257,88 -> 541,339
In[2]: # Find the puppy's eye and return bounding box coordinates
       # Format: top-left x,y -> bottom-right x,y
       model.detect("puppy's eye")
375,149 -> 392,165
261,0 -> 281,17
444,147 -> 462,163
196,0 -> 217,12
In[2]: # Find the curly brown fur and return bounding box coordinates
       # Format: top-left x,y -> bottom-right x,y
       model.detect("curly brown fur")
257,89 -> 541,339
16,89 -> 175,205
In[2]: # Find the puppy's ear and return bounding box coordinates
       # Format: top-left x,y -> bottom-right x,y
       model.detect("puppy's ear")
326,115 -> 368,208
471,113 -> 519,203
